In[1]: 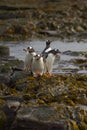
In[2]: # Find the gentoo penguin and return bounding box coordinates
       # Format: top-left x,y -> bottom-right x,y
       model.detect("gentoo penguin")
23,46 -> 36,71
41,40 -> 52,56
44,49 -> 61,76
31,54 -> 44,77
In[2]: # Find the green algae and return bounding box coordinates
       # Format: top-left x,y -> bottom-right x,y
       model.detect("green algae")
70,120 -> 79,130
0,99 -> 6,109
14,74 -> 87,106
79,122 -> 87,130
84,116 -> 87,124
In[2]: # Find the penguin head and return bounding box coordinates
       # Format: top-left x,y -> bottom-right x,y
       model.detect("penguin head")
23,46 -> 32,52
29,47 -> 35,53
53,49 -> 61,60
23,46 -> 35,53
34,54 -> 42,60
27,46 -> 32,52
46,40 -> 51,47
56,49 -> 61,54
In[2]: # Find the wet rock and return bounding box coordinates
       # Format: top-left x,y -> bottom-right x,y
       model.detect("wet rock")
84,53 -> 87,58
0,46 -> 9,57
10,106 -> 68,130
9,71 -> 31,87
0,74 -> 87,130
0,1 -> 87,41
72,59 -> 87,64
62,50 -> 81,56
0,57 -> 23,73
2,101 -> 21,130
36,21 -> 47,30
0,56 -> 24,86
0,74 -> 10,85
1,96 -> 23,102
38,30 -> 58,36
0,98 -> 20,130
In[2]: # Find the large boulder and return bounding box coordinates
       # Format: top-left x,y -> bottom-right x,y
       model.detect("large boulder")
10,106 -> 68,130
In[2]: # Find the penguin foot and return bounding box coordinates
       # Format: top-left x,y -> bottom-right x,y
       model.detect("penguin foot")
33,73 -> 43,77
47,72 -> 52,76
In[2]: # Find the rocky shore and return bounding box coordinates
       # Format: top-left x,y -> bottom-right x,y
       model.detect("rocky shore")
0,72 -> 87,130
0,1 -> 87,130
0,0 -> 87,41
0,45 -> 87,130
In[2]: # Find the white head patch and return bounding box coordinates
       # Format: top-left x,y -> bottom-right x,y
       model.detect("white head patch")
29,46 -> 32,49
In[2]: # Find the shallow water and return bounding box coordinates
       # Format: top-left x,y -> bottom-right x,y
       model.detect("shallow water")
78,104 -> 87,110
0,40 -> 87,74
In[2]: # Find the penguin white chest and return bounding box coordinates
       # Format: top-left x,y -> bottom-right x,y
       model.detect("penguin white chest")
45,53 -> 55,74
24,53 -> 31,70
32,57 -> 44,76
24,52 -> 36,71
